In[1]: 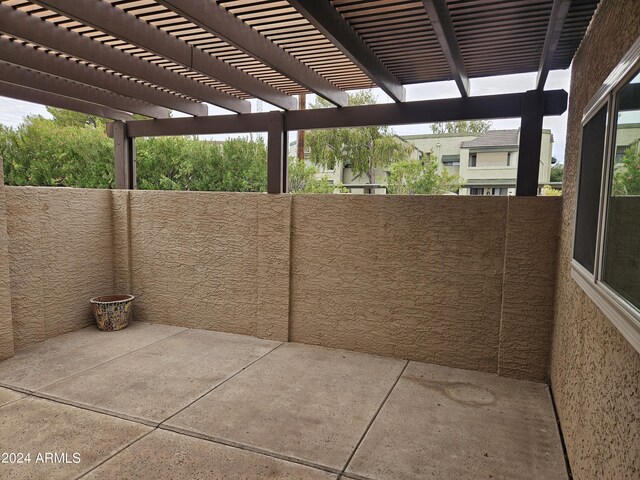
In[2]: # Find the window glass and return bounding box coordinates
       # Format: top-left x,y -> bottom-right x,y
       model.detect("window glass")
602,71 -> 640,310
573,105 -> 608,273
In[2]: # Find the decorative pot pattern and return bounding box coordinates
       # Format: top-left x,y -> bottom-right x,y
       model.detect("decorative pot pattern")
90,294 -> 134,331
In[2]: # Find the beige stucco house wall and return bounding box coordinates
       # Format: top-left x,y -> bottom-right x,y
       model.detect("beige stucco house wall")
549,1 -> 640,478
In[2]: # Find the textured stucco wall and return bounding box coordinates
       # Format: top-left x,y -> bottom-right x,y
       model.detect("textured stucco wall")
290,195 -> 560,379
550,1 -> 640,478
126,191 -> 290,341
4,187 -> 115,349
0,160 -> 14,360
1,186 -> 560,380
499,197 -> 561,380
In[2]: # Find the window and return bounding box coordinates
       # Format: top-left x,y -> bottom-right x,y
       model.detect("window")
469,187 -> 483,195
469,153 -> 477,167
507,152 -> 512,166
492,188 -> 508,196
601,72 -> 640,314
571,39 -> 640,352
573,105 -> 607,273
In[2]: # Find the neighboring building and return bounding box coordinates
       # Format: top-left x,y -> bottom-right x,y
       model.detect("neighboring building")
402,129 -> 554,195
290,129 -> 553,195
614,123 -> 640,163
289,135 -> 424,194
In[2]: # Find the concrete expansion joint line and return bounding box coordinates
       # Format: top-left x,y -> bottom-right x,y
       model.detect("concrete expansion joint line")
71,427 -> 156,480
338,360 -> 410,478
29,325 -> 189,395
156,424 -> 343,476
1,341 -> 293,479
158,341 -> 284,426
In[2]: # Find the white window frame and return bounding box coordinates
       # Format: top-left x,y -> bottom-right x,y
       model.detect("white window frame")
571,37 -> 640,353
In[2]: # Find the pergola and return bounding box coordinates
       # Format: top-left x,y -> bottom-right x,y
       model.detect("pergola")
0,0 -> 599,194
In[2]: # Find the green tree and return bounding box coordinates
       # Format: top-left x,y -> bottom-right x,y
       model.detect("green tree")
612,140 -> 640,195
386,153 -> 464,195
44,107 -> 109,129
550,163 -> 564,183
1,114 -> 113,187
217,137 -> 267,192
541,185 -> 562,196
0,110 -> 268,192
305,91 -> 414,186
431,120 -> 492,134
287,158 -> 335,193
136,136 -> 204,190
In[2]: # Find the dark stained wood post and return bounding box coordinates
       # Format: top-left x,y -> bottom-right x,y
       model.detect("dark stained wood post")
267,113 -> 288,193
516,90 -> 545,196
297,93 -> 306,161
113,121 -> 136,189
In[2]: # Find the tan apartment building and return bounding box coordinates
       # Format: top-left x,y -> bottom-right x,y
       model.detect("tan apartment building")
402,129 -> 554,195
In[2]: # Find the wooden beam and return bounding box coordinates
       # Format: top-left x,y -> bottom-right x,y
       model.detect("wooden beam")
0,80 -> 133,122
31,0 -> 296,111
422,0 -> 470,97
288,0 -> 405,103
0,62 -> 169,118
267,113 -> 288,193
124,90 -> 568,138
284,90 -> 567,130
125,111 -> 275,138
0,36 -> 203,117
113,121 -> 136,189
0,3 -> 238,115
157,0 -> 348,107
536,0 -> 572,90
516,90 -> 545,196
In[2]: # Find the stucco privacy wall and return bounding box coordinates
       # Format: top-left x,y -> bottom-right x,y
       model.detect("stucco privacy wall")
4,187 -> 115,349
0,187 -> 560,381
125,191 -> 291,341
0,160 -> 14,360
499,197 -> 561,379
290,195 -> 560,379
550,0 -> 640,478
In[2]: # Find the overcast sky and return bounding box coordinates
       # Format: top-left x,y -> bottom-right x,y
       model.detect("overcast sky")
0,68 -> 571,162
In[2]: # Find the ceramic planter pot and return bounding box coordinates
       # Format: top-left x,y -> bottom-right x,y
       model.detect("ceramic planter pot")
90,294 -> 134,331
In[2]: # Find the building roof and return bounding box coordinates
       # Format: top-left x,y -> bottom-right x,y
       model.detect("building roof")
461,130 -> 520,149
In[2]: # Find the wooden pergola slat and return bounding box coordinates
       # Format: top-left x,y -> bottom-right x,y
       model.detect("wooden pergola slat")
0,3 -> 240,114
287,0 -> 405,102
0,36 -> 206,117
157,0 -> 349,107
0,80 -> 134,122
0,61 -> 169,118
31,0 -> 297,110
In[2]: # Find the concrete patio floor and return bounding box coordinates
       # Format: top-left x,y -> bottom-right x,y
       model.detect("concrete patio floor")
0,322 -> 568,479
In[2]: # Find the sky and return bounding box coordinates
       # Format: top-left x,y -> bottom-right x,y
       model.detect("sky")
0,68 -> 571,162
